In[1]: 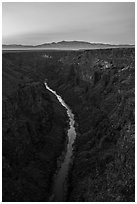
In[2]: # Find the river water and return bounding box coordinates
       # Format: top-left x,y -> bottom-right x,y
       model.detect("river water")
44,82 -> 76,201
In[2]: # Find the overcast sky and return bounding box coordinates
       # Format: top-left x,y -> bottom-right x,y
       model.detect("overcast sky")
2,2 -> 135,45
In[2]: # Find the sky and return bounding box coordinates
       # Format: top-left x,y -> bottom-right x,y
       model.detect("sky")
2,2 -> 135,45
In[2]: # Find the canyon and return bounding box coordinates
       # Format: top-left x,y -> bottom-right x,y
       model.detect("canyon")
2,48 -> 135,201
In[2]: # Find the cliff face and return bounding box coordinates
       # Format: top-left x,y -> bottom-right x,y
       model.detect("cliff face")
3,57 -> 68,201
47,48 -> 135,202
3,48 -> 135,202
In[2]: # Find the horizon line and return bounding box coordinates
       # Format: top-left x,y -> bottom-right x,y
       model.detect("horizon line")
2,40 -> 135,47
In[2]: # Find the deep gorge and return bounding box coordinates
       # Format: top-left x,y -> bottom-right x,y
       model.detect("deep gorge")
2,48 -> 135,202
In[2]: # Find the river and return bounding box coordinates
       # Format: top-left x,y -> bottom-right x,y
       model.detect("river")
44,82 -> 76,201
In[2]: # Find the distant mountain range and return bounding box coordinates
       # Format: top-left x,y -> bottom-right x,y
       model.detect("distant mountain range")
2,41 -> 135,50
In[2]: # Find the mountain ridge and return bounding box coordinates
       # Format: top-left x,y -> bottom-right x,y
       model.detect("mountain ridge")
2,40 -> 135,50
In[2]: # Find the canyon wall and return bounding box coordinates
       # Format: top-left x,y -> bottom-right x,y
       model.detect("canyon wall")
3,48 -> 135,201
3,54 -> 68,201
46,48 -> 135,202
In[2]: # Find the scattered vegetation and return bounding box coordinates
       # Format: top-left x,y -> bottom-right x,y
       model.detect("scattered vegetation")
3,48 -> 135,201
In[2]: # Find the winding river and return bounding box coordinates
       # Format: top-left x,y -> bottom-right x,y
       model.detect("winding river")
45,82 -> 76,201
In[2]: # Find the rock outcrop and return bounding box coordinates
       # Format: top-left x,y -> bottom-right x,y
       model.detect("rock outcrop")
2,56 -> 68,201
47,48 -> 135,202
3,48 -> 135,201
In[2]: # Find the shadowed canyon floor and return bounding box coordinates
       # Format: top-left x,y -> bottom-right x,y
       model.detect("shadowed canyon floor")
2,48 -> 135,201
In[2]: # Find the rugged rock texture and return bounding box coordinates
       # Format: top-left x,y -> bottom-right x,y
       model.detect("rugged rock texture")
46,48 -> 135,202
3,48 -> 135,202
2,55 -> 68,201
